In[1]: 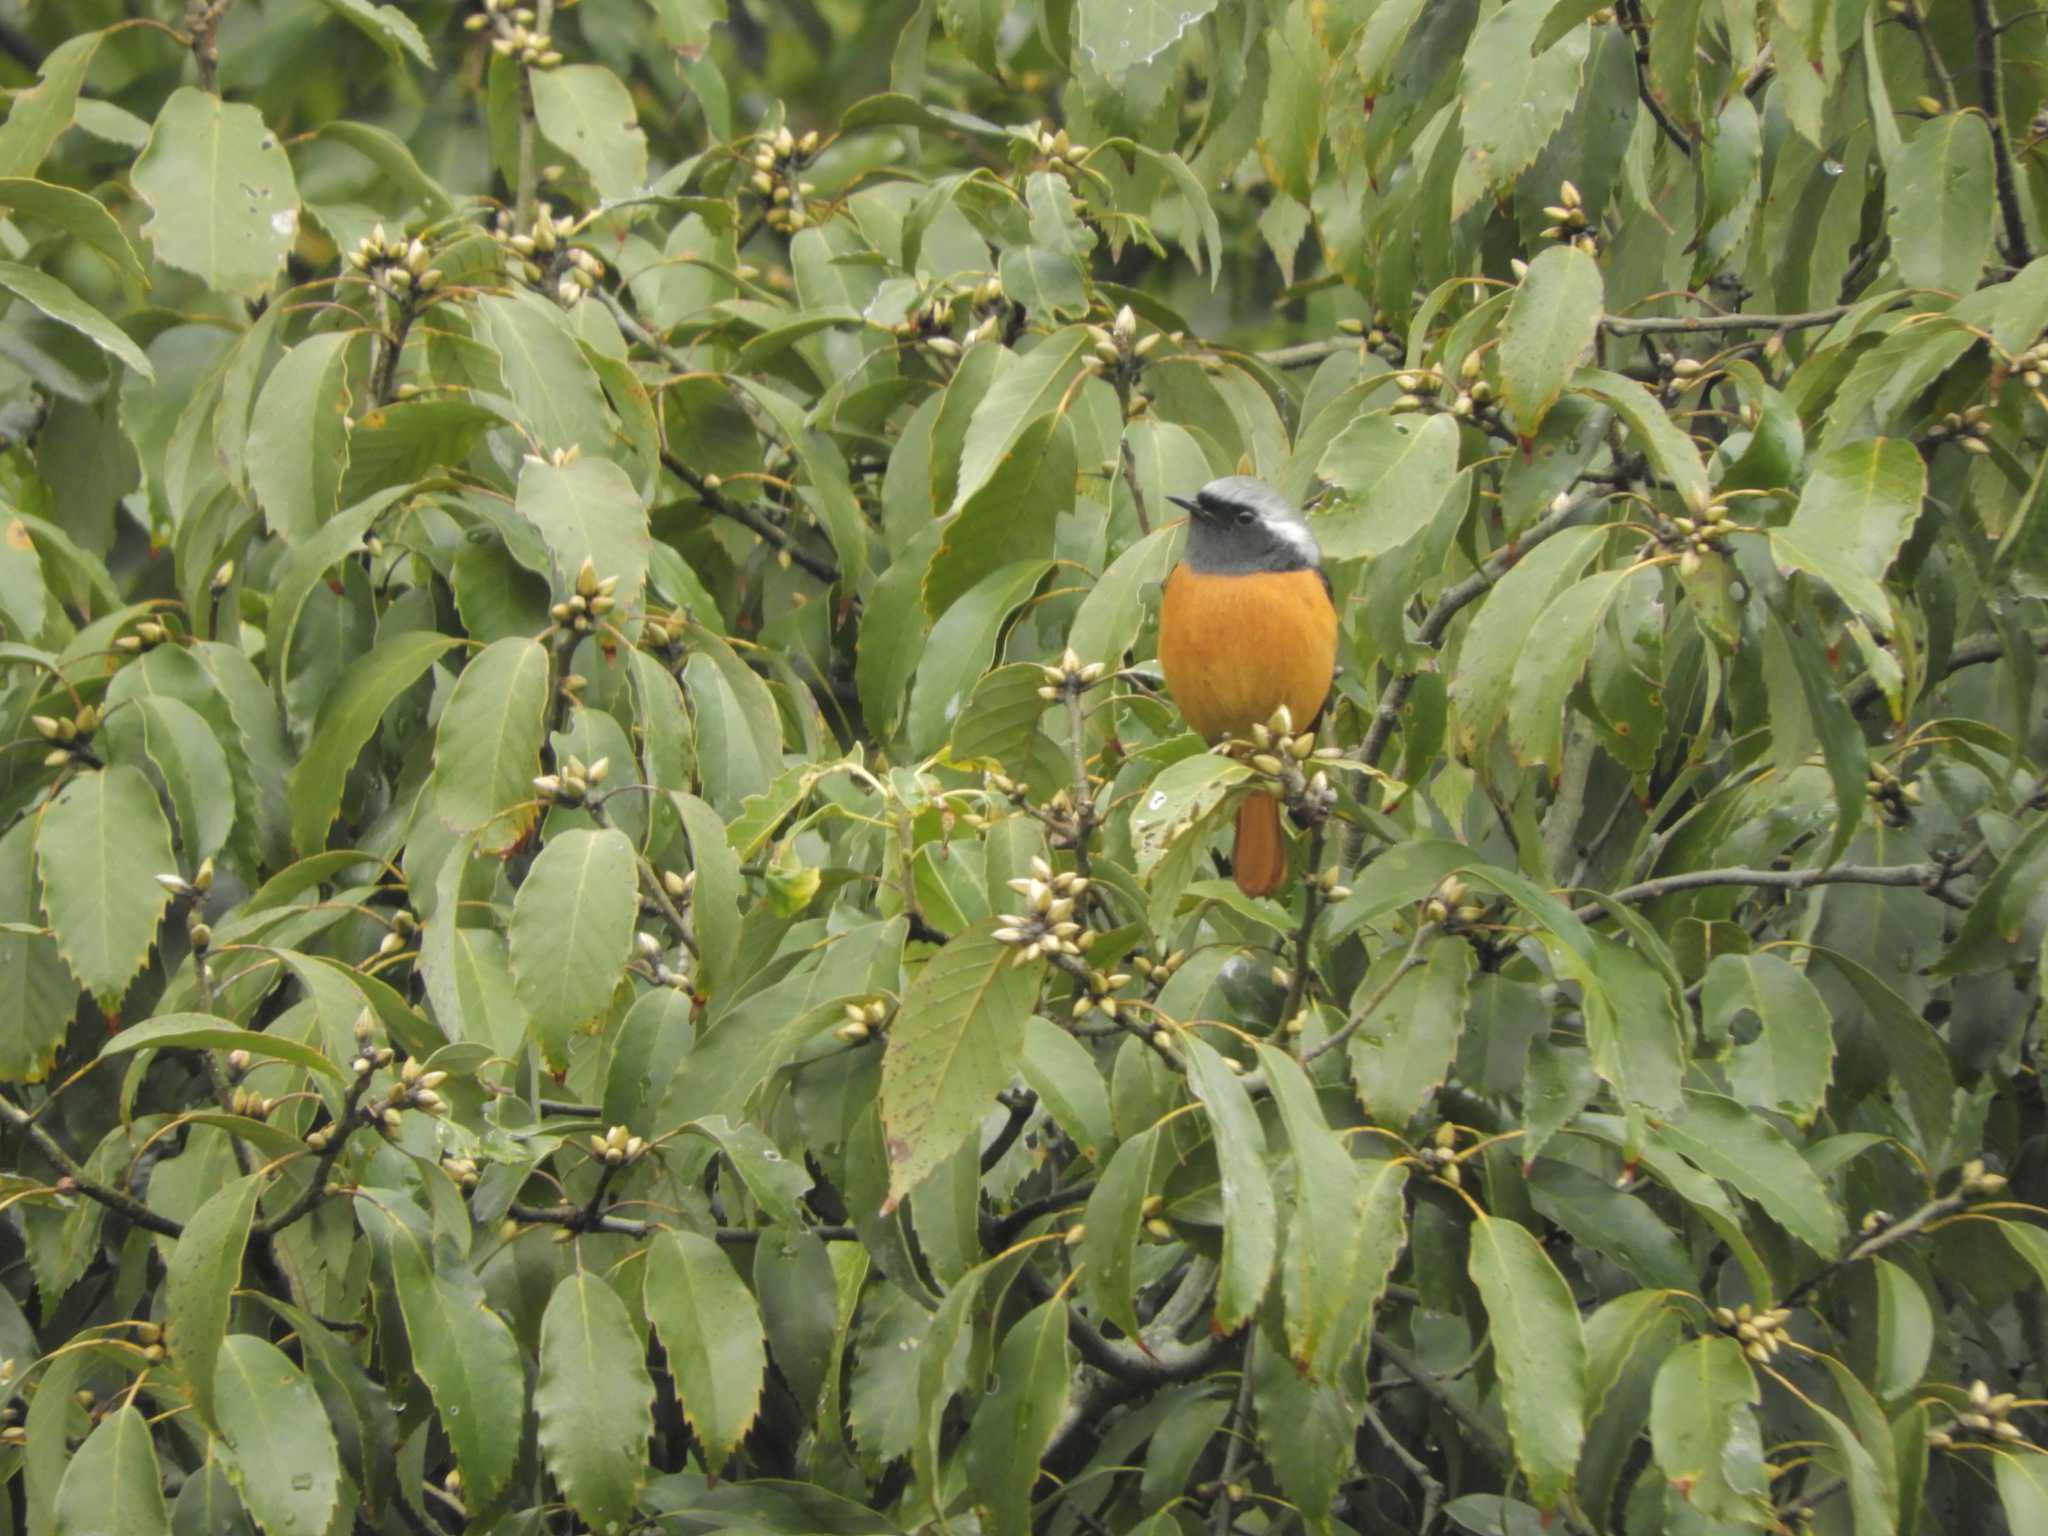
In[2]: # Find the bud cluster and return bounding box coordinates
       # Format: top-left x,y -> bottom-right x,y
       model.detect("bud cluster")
2013,337 -> 2048,390
1231,705 -> 1341,825
836,997 -> 890,1044
1335,310 -> 1403,362
550,556 -> 619,633
1539,180 -> 1597,256
344,223 -> 444,296
464,0 -> 563,66
590,1122 -> 646,1166
442,1153 -> 481,1190
1930,1379 -> 2029,1448
533,751 -> 609,807
153,856 -> 215,902
1420,874 -> 1485,929
1665,500 -> 1731,572
1038,646 -> 1107,701
1412,1123 -> 1463,1185
1866,760 -> 1921,826
1033,125 -> 1091,170
113,618 -> 172,655
1922,404 -> 1992,456
493,209 -> 603,306
1712,1302 -> 1793,1365
1958,1157 -> 2009,1197
635,930 -> 691,991
1130,947 -> 1188,986
1072,966 -> 1133,1021
382,1055 -> 450,1126
1081,304 -> 1166,389
750,124 -> 822,235
32,704 -> 101,771
993,856 -> 1092,964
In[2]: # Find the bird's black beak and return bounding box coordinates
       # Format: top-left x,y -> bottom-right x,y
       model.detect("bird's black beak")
1166,493 -> 1204,519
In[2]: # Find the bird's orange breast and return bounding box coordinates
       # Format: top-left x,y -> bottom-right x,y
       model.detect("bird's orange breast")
1158,564 -> 1338,742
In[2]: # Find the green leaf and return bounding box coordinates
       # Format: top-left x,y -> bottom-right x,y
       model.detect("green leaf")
1183,1034 -> 1276,1332
101,1012 -> 343,1081
1995,1449 -> 2048,1533
1703,953 -> 1835,1125
212,1334 -> 342,1536
245,332 -> 353,543
1314,412 -> 1463,560
536,1272 -> 655,1533
1929,814 -> 2048,976
0,178 -> 146,285
949,329 -> 1091,512
1448,525 -> 1605,757
132,88 -> 299,297
672,791 -> 742,994
1650,1090 -> 1847,1256
287,629 -> 460,855
53,1406 -> 169,1536
472,291 -> 621,459
0,819 -> 74,1083
532,63 -> 649,200
1872,1258 -> 1933,1401
926,413 -> 1073,618
101,695 -> 235,864
1695,94 -> 1762,281
1077,1124 -> 1164,1341
1076,0 -> 1220,82
1450,0 -> 1591,219
1887,111 -> 1996,295
1500,245 -> 1603,436
509,826 -> 638,1068
906,558 -> 1051,754
1771,438 -> 1926,630
0,31 -> 108,178
516,450 -> 652,612
1260,1044 -> 1408,1381
1507,566 -> 1634,771
1348,935 -> 1473,1127
964,1298 -> 1072,1536
166,1172 -> 264,1432
644,1230 -> 767,1473
1652,1336 -> 1772,1524
354,1194 -> 523,1506
880,916 -> 1036,1211
1573,367 -> 1712,512
1466,1212 -> 1588,1509
1527,1158 -> 1694,1293
311,0 -> 433,65
946,662 -> 1050,769
0,260 -> 152,379
430,637 -> 551,855
35,765 -> 174,1008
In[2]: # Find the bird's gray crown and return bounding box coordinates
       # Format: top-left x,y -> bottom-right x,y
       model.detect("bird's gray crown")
1169,476 -> 1322,575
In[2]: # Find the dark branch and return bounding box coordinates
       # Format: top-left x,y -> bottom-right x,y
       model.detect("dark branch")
0,1093 -> 185,1238
659,449 -> 842,585
1974,0 -> 2036,266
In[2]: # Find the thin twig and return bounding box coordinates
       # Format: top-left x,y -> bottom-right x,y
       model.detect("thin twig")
1974,0 -> 2035,265
1119,436 -> 1153,535
981,1089 -> 1039,1175
1784,1188 -> 1974,1306
181,0 -> 235,92
659,449 -> 842,584
1208,1359 -> 1256,1536
1599,304 -> 1858,335
1279,824 -> 1326,1026
501,1201 -> 858,1244
254,1060 -> 380,1237
1617,0 -> 1695,156
1577,859 -> 1963,917
1844,626 -> 2048,711
0,1093 -> 184,1238
1297,920 -> 1438,1068
1903,1 -> 1961,111
1361,1397 -> 1445,1535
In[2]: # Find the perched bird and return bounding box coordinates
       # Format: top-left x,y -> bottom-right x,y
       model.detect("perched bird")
1158,477 -> 1337,897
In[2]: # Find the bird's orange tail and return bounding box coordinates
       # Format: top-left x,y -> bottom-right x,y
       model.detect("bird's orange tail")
1232,791 -> 1287,897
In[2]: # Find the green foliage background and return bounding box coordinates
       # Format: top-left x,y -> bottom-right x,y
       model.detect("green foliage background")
0,0 -> 2046,1533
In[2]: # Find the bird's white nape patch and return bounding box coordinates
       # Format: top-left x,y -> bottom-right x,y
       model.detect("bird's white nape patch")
1268,516 -> 1319,562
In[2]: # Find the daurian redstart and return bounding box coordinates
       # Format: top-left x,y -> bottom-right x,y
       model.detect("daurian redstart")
1158,477 -> 1337,898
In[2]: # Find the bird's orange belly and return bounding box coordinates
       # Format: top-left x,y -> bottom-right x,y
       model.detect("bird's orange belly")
1158,564 -> 1338,742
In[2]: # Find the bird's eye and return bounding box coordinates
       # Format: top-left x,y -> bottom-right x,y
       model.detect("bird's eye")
1233,508 -> 1255,526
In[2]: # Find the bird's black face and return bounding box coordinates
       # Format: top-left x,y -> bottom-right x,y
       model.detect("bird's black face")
1167,476 -> 1321,576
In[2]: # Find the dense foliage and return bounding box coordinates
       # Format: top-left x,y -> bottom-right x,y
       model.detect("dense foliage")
1,0 -> 2047,1532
